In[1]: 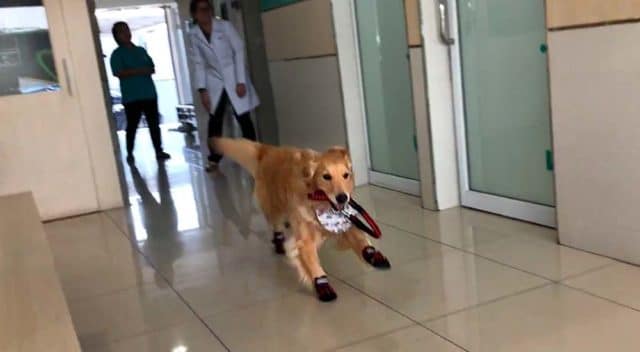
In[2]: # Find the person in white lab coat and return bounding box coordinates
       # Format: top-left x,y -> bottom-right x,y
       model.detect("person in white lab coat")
188,0 -> 260,171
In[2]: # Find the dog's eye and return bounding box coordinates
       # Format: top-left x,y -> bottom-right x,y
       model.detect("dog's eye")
343,173 -> 350,179
323,174 -> 332,181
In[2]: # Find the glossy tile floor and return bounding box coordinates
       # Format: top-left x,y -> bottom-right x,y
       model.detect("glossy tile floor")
44,130 -> 640,351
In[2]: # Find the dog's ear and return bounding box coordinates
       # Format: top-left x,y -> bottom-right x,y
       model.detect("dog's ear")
302,160 -> 319,191
298,150 -> 320,190
327,146 -> 351,169
328,146 -> 347,155
302,159 -> 318,179
327,146 -> 349,160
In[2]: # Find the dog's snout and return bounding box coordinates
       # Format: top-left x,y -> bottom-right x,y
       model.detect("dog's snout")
336,193 -> 349,204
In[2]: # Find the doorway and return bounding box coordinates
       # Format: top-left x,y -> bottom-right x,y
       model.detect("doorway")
95,5 -> 182,131
354,0 -> 421,196
93,2 -> 208,209
94,3 -> 204,162
447,0 -> 556,226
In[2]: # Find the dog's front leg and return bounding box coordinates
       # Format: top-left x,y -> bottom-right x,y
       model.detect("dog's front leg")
298,237 -> 337,302
343,228 -> 391,269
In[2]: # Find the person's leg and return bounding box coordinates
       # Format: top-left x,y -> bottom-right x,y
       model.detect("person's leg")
141,99 -> 169,160
229,101 -> 257,141
235,111 -> 257,141
124,101 -> 143,162
207,92 -> 227,163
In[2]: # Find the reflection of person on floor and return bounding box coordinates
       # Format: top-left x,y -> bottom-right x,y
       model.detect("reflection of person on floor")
187,0 -> 260,171
212,167 -> 254,239
110,21 -> 171,164
129,164 -> 181,286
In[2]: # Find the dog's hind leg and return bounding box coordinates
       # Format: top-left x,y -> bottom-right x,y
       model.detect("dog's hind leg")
253,186 -> 286,255
262,206 -> 286,255
343,228 -> 391,269
271,221 -> 287,255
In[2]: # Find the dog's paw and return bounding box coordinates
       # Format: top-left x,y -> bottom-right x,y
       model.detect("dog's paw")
272,232 -> 286,255
314,276 -> 337,302
362,246 -> 391,269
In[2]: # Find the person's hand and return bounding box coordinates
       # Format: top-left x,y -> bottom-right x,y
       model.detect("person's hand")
199,90 -> 211,112
236,83 -> 247,98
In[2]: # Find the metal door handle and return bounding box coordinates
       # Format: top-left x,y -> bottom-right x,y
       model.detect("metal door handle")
62,58 -> 73,96
437,0 -> 455,45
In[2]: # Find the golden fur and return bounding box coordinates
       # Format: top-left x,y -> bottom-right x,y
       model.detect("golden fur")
212,138 -> 377,287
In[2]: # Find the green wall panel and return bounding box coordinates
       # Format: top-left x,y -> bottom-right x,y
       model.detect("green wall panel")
261,0 -> 299,12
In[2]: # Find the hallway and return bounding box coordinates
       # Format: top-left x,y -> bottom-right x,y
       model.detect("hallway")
44,132 -> 640,351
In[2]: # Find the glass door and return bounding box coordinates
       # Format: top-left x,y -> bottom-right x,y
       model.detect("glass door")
448,0 -> 556,226
355,0 -> 420,195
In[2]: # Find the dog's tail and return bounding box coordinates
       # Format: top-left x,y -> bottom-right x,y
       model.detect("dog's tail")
210,137 -> 259,176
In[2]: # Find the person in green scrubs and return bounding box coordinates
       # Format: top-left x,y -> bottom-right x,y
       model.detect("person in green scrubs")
110,21 -> 170,164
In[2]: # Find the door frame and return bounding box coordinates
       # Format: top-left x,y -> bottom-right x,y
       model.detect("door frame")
447,0 -> 556,227
162,3 -> 192,105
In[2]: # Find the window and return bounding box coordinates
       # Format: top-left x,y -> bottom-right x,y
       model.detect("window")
0,1 -> 59,96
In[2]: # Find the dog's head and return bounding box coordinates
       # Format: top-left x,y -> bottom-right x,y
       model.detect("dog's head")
306,147 -> 354,209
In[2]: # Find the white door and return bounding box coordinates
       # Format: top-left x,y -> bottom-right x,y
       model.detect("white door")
0,0 -> 98,219
443,0 -> 556,226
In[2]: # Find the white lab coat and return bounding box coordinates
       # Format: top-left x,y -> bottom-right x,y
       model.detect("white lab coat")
188,19 -> 260,116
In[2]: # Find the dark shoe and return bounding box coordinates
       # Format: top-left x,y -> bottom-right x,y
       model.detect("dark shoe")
205,161 -> 218,173
208,154 -> 223,163
314,276 -> 337,302
156,151 -> 171,161
126,154 -> 135,164
362,246 -> 391,269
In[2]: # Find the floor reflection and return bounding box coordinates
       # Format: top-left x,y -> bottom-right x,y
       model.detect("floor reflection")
47,130 -> 638,352
128,163 -> 183,286
212,166 -> 255,240
117,130 -> 273,285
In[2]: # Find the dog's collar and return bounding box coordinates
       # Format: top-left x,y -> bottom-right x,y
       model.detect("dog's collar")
307,190 -> 382,239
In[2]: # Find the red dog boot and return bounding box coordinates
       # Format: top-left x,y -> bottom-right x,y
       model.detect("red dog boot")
362,246 -> 391,269
314,276 -> 337,302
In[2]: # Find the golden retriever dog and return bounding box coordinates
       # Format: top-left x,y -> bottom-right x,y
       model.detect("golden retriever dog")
212,138 -> 390,302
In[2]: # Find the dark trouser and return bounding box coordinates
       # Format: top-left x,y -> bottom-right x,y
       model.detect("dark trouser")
123,99 -> 163,156
208,91 -> 256,162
